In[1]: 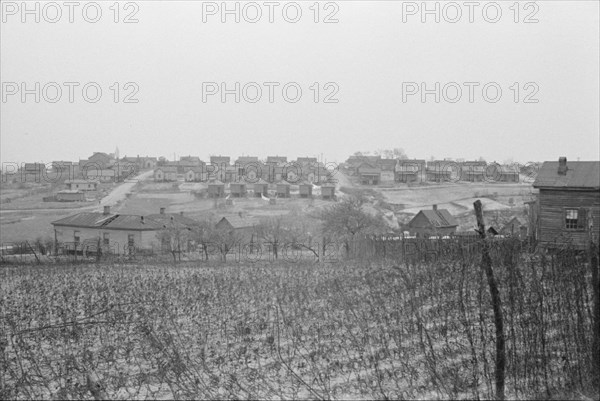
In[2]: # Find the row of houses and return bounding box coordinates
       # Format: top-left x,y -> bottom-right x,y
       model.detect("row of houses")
345,156 -> 520,184
206,180 -> 336,199
154,155 -> 332,184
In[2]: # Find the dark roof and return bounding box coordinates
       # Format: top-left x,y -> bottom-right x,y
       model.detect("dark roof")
217,216 -> 258,229
533,161 -> 600,189
146,213 -> 201,228
235,156 -> 259,164
52,212 -> 163,231
416,209 -> 458,228
156,166 -> 178,173
266,156 -> 287,163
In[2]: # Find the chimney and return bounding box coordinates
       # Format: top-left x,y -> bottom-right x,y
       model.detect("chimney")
160,207 -> 165,214
432,204 -> 438,211
141,216 -> 144,223
558,157 -> 567,175
103,205 -> 110,215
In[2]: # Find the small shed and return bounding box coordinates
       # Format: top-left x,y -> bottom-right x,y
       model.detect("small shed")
321,183 -> 336,200
230,182 -> 247,197
253,179 -> 269,197
298,181 -> 313,198
65,179 -> 98,191
208,180 -> 225,198
57,190 -> 85,202
276,181 -> 291,198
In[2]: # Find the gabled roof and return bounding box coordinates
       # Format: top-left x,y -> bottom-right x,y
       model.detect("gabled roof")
357,162 -> 381,174
413,209 -> 458,228
208,179 -> 225,186
378,159 -> 398,171
533,161 -> 600,189
146,213 -> 201,228
210,156 -> 231,164
235,156 -> 259,164
254,178 -> 270,185
266,156 -> 287,164
217,215 -> 258,229
155,166 -> 178,173
52,212 -> 163,231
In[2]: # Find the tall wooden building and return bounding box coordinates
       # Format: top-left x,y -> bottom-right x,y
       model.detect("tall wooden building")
532,157 -> 600,249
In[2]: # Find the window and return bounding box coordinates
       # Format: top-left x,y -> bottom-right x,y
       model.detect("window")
103,233 -> 109,246
564,208 -> 588,230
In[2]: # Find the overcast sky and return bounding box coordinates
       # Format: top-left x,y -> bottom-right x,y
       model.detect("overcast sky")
1,0 -> 599,165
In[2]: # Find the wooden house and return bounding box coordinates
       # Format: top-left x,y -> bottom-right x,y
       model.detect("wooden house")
532,157 -> 600,249
298,181 -> 313,198
154,166 -> 178,182
345,155 -> 381,175
207,180 -> 225,198
460,161 -> 487,182
321,183 -> 336,200
51,206 -> 165,255
357,163 -> 381,185
215,214 -> 259,242
266,156 -> 287,165
487,163 -> 520,183
184,167 -> 207,182
426,160 -> 455,182
395,160 -> 420,183
230,182 -> 247,197
407,205 -> 458,237
276,181 -> 291,198
253,179 -> 269,197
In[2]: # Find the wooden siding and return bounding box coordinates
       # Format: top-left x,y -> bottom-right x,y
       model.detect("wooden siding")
538,188 -> 600,249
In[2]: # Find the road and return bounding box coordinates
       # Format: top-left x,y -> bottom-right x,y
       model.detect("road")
0,170 -> 153,214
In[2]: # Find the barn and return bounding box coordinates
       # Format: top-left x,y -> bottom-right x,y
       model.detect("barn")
532,157 -> 600,250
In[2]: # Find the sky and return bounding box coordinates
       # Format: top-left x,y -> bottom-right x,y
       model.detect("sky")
1,0 -> 599,166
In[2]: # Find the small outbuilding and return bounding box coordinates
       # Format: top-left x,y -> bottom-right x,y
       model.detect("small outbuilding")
230,182 -> 247,197
253,179 -> 269,197
208,180 -> 225,198
298,181 -> 313,198
321,183 -> 336,200
276,181 -> 291,198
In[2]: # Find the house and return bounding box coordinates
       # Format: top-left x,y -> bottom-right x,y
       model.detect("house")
345,155 -> 381,174
230,182 -> 247,197
426,160 -> 455,182
210,155 -> 231,166
65,179 -> 98,191
56,190 -> 85,202
253,179 -> 270,197
357,163 -> 381,185
84,168 -> 117,183
308,162 -> 331,183
298,181 -> 313,198
276,181 -> 291,198
500,216 -> 528,238
235,158 -> 262,182
154,166 -> 178,182
184,167 -> 207,182
266,156 -> 287,165
146,208 -> 201,251
532,157 -> 600,249
80,152 -> 115,170
396,160 -> 420,183
321,183 -> 336,200
407,205 -> 459,237
207,180 -> 225,198
296,157 -> 318,165
487,163 -> 520,183
378,159 -> 397,183
215,214 -> 259,242
460,161 -> 487,182
51,206 -> 165,255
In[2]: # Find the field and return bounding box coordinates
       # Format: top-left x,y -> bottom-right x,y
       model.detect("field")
1,245 -> 597,400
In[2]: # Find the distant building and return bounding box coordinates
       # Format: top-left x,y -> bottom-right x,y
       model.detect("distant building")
266,156 -> 287,165
184,167 -> 207,182
532,157 -> 600,249
154,166 -> 178,182
321,183 -> 336,200
357,162 -> 381,185
407,205 -> 458,237
215,214 -> 259,242
253,179 -> 270,197
207,180 -> 225,198
487,163 -> 520,183
500,216 -> 528,238
65,179 -> 98,191
395,160 -> 420,183
298,181 -> 313,198
460,161 -> 487,182
56,190 -> 86,202
426,160 -> 455,182
276,180 -> 291,198
230,182 -> 247,197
